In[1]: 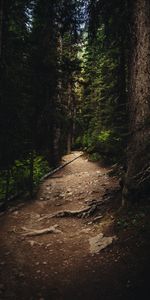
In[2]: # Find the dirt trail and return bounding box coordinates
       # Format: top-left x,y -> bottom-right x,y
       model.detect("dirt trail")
0,152 -> 149,300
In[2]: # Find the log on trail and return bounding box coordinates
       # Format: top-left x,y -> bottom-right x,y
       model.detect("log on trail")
40,152 -> 83,182
21,225 -> 61,236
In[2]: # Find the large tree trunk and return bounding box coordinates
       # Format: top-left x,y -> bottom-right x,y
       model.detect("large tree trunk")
122,0 -> 150,204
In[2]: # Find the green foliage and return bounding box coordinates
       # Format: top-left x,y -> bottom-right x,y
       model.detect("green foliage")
75,127 -> 123,163
98,130 -> 112,142
0,0 -> 84,201
0,173 -> 7,201
0,0 -> 30,169
0,155 -> 50,202
0,0 -> 130,203
33,156 -> 50,185
117,212 -> 146,230
88,153 -> 102,162
74,0 -> 128,164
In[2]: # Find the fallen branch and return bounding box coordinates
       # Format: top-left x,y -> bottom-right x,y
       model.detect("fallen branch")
21,224 -> 61,236
40,152 -> 83,182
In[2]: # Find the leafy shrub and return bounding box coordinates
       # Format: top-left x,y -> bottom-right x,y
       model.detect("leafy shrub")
89,152 -> 102,161
75,128 -> 123,164
0,155 -> 50,202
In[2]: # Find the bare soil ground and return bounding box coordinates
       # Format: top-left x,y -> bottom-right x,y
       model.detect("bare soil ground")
0,152 -> 150,300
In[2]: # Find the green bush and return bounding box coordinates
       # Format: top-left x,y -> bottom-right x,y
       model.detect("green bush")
75,128 -> 123,164
89,152 -> 102,161
0,155 -> 50,202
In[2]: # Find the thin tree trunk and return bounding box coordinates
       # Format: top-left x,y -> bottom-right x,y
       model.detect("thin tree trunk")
53,126 -> 61,166
71,96 -> 76,147
0,0 -> 3,59
5,169 -> 10,203
122,0 -> 150,204
29,150 -> 34,198
67,81 -> 72,154
51,32 -> 62,165
67,132 -> 72,154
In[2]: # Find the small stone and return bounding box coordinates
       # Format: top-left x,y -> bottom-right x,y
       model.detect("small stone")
29,240 -> 36,247
46,243 -> 52,247
89,234 -> 117,254
13,211 -> 19,215
19,273 -> 25,278
126,280 -> 132,288
59,193 -> 65,198
81,228 -> 91,234
68,192 -> 73,196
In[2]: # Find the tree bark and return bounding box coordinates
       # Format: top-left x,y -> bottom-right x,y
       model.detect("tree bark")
122,0 -> 150,204
29,150 -> 34,198
67,81 -> 73,154
0,0 -> 3,59
5,169 -> 10,203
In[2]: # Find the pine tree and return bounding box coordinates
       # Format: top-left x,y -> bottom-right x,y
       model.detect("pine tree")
122,0 -> 150,203
77,0 -> 128,163
0,0 -> 33,200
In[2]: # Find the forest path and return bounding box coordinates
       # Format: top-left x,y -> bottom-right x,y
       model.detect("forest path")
0,152 -> 149,299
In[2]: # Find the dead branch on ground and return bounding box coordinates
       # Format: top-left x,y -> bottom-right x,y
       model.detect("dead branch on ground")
21,225 -> 61,236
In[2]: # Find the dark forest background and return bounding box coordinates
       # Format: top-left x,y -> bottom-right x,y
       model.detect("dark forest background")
0,0 -> 150,206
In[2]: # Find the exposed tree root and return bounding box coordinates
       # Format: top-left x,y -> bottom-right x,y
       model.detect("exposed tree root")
21,225 -> 61,236
92,215 -> 103,223
52,205 -> 97,218
37,195 -> 112,222
38,205 -> 98,221
53,204 -> 97,218
38,197 -> 111,222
